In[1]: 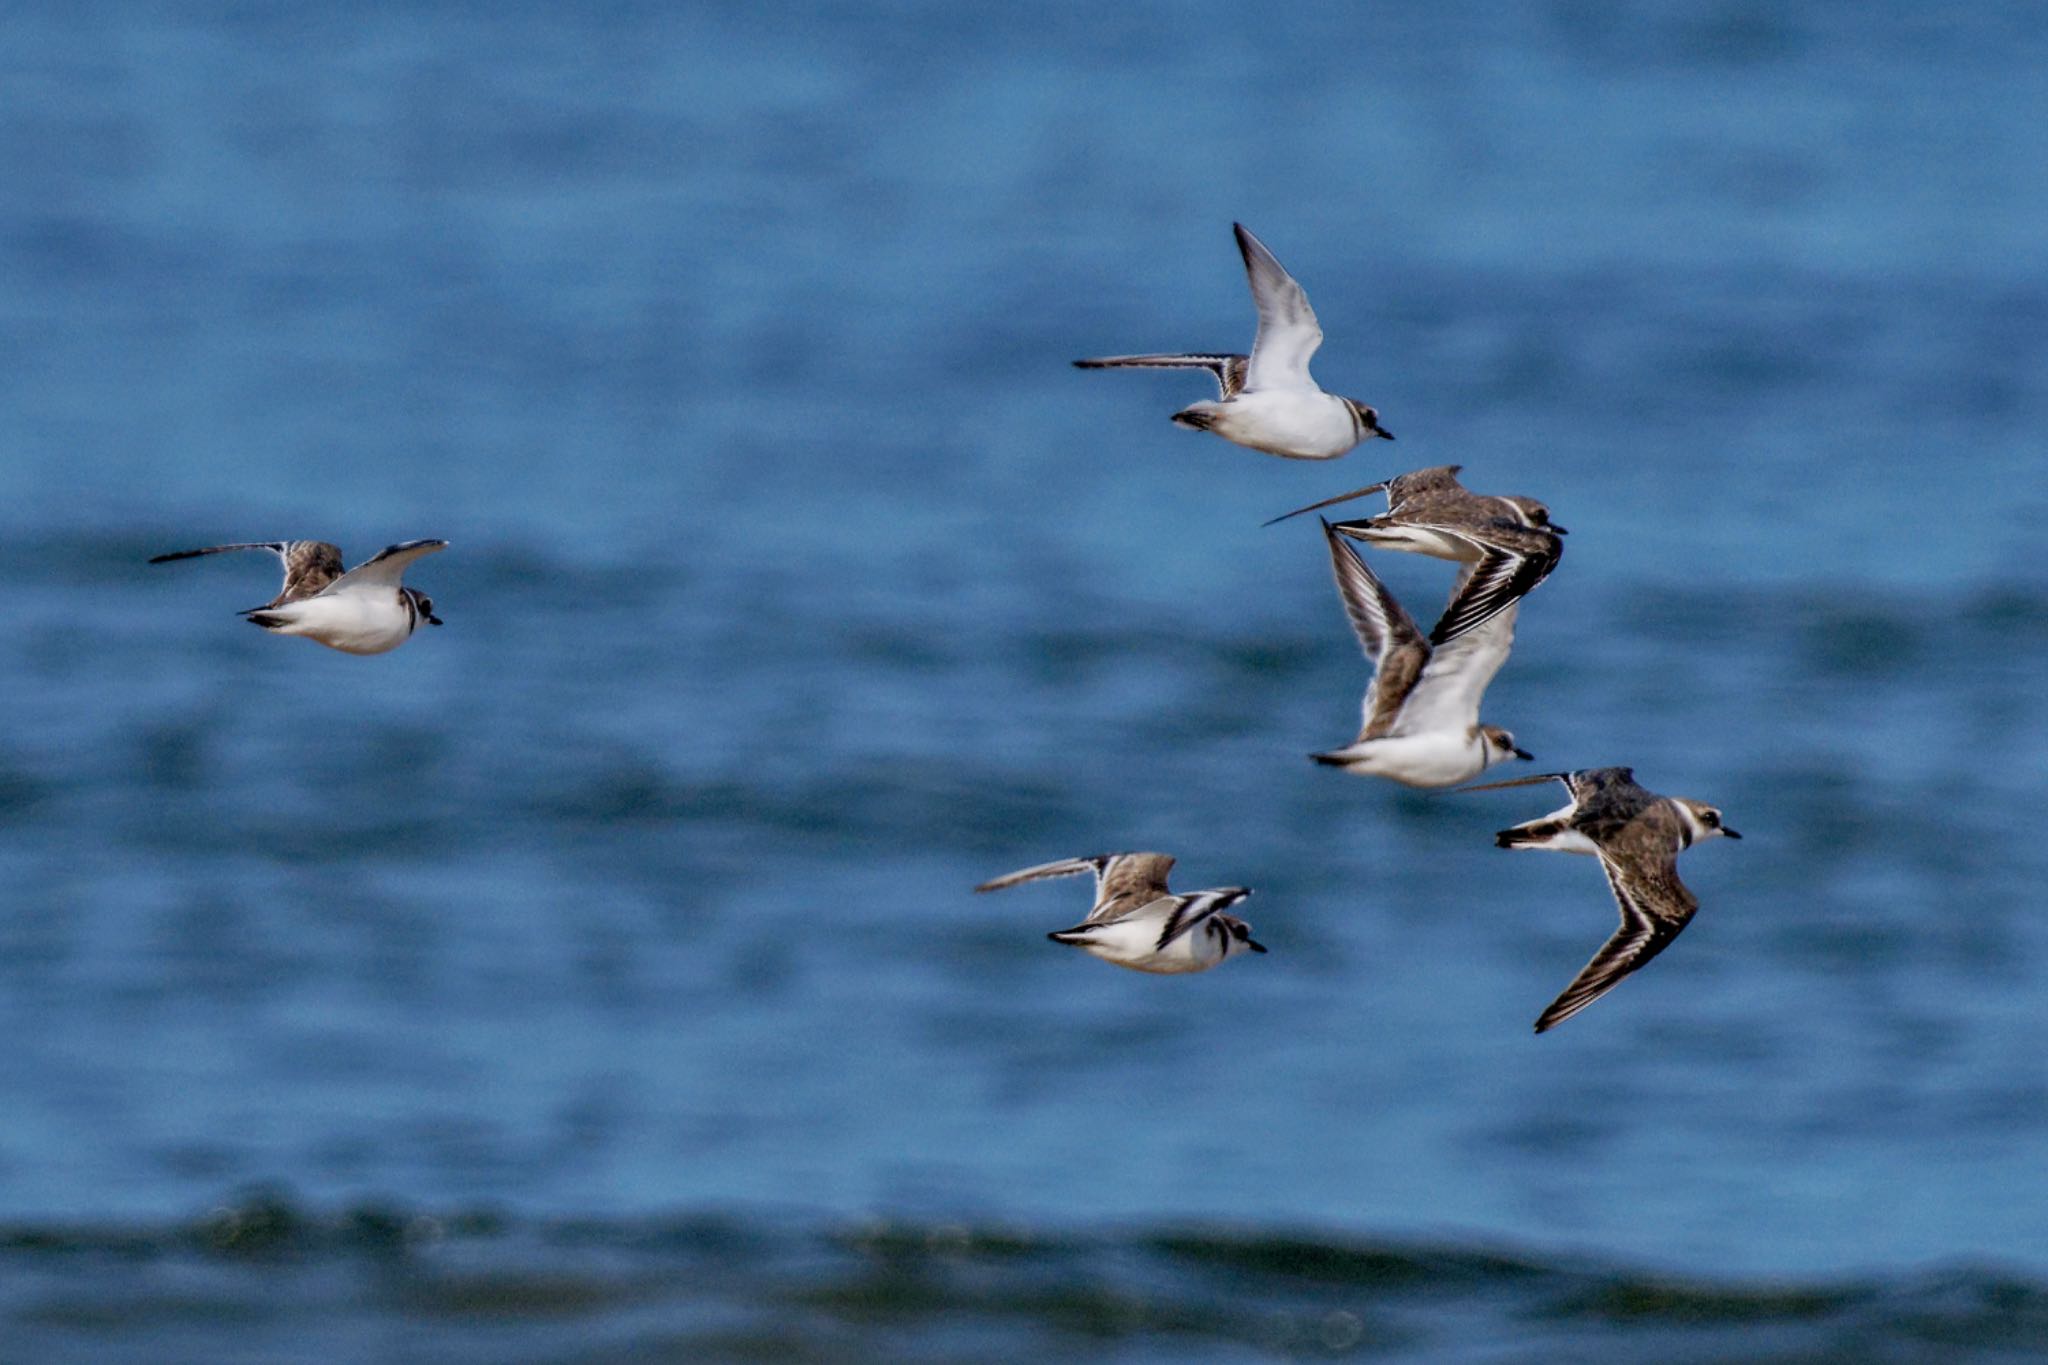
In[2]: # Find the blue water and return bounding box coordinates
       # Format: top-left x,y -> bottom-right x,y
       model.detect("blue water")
2,3 -> 2046,1358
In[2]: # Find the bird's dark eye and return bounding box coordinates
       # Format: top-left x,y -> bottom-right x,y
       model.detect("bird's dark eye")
1704,811 -> 1720,827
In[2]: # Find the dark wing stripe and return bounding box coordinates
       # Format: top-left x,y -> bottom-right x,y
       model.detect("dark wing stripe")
1426,540 -> 1557,647
149,542 -> 288,564
1455,771 -> 1576,795
1154,898 -> 1190,950
1533,857 -> 1694,1033
1073,353 -> 1250,400
1533,913 -> 1662,1033
351,537 -> 447,569
1323,519 -> 1424,663
974,856 -> 1113,895
149,540 -> 344,608
1155,889 -> 1250,950
1261,482 -> 1389,527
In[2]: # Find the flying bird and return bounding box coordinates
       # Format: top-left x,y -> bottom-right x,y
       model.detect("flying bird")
1270,465 -> 1564,646
150,538 -> 447,655
1311,518 -> 1532,786
1463,766 -> 1739,1033
974,852 -> 1265,973
1074,223 -> 1394,460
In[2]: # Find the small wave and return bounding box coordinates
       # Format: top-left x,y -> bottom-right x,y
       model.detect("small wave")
4,1192 -> 2044,1363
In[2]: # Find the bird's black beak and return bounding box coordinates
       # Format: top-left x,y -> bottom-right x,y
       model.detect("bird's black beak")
1721,828 -> 1742,839
1246,939 -> 1268,953
426,613 -> 444,626
1374,426 -> 1396,440
1550,524 -> 1569,535
1514,747 -> 1535,761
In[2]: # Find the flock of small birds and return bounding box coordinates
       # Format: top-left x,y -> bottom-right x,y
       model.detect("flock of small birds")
145,223 -> 1738,1035
978,224 -> 1740,1034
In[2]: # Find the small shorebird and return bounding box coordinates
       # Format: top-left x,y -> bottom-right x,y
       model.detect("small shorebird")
1074,223 -> 1394,460
974,852 -> 1265,974
1312,518 -> 1532,786
150,538 -> 447,655
1463,767 -> 1739,1033
1270,465 -> 1564,646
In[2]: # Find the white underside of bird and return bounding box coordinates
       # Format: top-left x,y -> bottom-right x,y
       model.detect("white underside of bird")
1076,223 -> 1392,461
246,592 -> 421,655
1313,724 -> 1512,788
1172,389 -> 1365,461
1049,895 -> 1244,974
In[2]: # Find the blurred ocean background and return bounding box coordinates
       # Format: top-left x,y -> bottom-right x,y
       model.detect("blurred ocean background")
2,3 -> 2045,1360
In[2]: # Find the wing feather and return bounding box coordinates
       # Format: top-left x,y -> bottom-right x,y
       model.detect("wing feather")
1073,353 -> 1249,399
150,540 -> 345,606
975,856 -> 1109,894
1235,224 -> 1322,392
1425,534 -> 1559,646
1391,603 -> 1516,738
1533,846 -> 1698,1033
1322,519 -> 1429,739
324,539 -> 448,595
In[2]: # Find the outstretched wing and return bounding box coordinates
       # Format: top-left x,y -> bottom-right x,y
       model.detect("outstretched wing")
1425,530 -> 1560,647
150,540 -> 346,607
1392,603 -> 1516,738
1321,519 -> 1428,739
1533,841 -> 1698,1033
1263,481 -> 1390,528
1072,353 -> 1249,399
976,853 -> 1175,921
976,856 -> 1113,895
1235,223 -> 1322,392
1453,770 -> 1577,796
324,539 -> 449,596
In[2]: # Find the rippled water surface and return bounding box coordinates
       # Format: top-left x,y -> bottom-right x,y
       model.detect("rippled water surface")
2,3 -> 2045,1359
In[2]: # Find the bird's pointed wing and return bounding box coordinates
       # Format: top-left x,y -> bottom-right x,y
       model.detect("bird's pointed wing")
1424,533 -> 1560,647
1391,602 -> 1517,737
976,853 -> 1175,919
1448,771 -> 1577,796
1235,223 -> 1322,392
1533,846 -> 1698,1033
150,540 -> 345,606
1072,353 -> 1249,399
324,539 -> 449,595
1323,519 -> 1424,664
1322,519 -> 1428,739
975,856 -> 1112,895
1262,482 -> 1390,527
